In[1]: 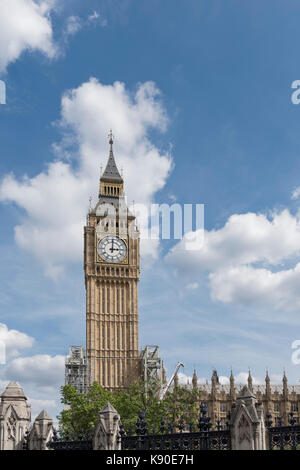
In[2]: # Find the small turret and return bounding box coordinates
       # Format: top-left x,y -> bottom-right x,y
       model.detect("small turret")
230,370 -> 235,399
192,370 -> 198,390
283,369 -> 288,398
265,370 -> 271,398
248,369 -> 253,393
212,369 -> 220,385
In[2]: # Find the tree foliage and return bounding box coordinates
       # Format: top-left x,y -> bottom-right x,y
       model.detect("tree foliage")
58,380 -> 202,436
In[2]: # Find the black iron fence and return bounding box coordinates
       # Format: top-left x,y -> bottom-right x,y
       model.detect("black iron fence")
46,429 -> 93,451
25,403 -> 300,451
266,411 -> 300,450
45,401 -> 231,451
120,402 -> 231,451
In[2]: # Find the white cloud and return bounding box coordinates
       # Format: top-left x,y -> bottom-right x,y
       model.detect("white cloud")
0,379 -> 9,390
28,397 -> 58,420
65,15 -> 82,37
186,282 -> 198,290
3,354 -> 65,388
0,0 -> 57,73
0,325 -> 64,422
168,193 -> 177,202
292,187 -> 300,200
88,11 -> 99,21
210,263 -> 300,311
0,323 -> 34,359
233,372 -> 262,385
0,2 -> 108,72
177,372 -> 207,385
168,210 -> 300,271
0,78 -> 172,278
167,209 -> 300,311
88,11 -> 101,24
219,376 -> 229,385
63,11 -> 106,41
177,372 -> 191,384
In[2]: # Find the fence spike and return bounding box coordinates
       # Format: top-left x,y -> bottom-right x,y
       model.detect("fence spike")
289,411 -> 296,426
168,421 -> 175,434
22,429 -> 29,450
136,410 -> 147,436
265,411 -> 272,428
178,416 -> 185,433
119,422 -> 126,437
160,418 -> 166,435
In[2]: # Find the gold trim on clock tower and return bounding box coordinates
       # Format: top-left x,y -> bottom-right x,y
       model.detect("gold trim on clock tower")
84,131 -> 141,390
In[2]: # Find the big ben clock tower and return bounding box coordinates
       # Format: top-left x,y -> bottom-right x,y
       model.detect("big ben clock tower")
84,132 -> 140,390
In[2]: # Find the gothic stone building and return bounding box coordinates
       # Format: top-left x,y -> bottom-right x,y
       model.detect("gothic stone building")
181,369 -> 300,427
84,133 -> 140,390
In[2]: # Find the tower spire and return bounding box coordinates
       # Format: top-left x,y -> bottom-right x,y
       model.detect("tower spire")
230,369 -> 235,399
100,130 -> 123,184
265,369 -> 271,397
192,370 -> 198,390
283,368 -> 288,397
248,368 -> 253,392
109,129 -> 113,146
99,130 -> 124,198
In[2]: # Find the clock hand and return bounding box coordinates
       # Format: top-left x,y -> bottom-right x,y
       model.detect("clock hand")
109,239 -> 119,253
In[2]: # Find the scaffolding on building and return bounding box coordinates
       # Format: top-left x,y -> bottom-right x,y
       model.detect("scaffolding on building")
140,345 -> 164,386
65,346 -> 87,395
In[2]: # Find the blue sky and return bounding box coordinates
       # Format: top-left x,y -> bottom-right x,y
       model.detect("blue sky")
1,0 -> 300,418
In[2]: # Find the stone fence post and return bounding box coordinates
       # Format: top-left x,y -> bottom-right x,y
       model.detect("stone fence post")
28,410 -> 54,450
0,382 -> 31,450
93,402 -> 121,450
229,386 -> 266,450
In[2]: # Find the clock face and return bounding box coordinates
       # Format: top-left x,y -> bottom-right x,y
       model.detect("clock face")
98,236 -> 127,263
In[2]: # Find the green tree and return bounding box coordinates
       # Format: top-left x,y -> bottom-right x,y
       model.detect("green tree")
162,385 -> 201,430
59,382 -> 114,436
58,380 -> 202,436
